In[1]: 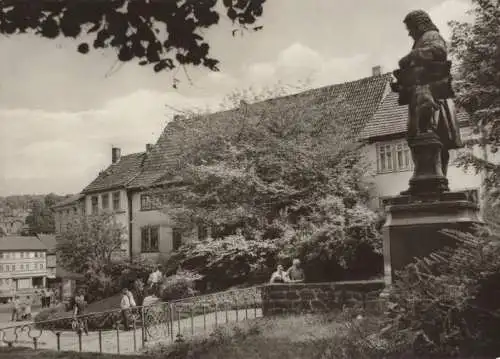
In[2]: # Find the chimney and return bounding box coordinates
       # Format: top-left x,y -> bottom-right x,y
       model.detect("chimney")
372,65 -> 382,76
111,147 -> 121,164
146,143 -> 153,152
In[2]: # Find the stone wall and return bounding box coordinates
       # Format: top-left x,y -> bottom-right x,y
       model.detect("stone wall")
261,280 -> 385,316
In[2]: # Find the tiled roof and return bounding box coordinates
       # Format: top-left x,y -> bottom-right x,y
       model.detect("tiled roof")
361,91 -> 470,139
82,152 -> 146,194
0,236 -> 47,251
127,73 -> 392,189
37,234 -> 56,254
51,194 -> 84,209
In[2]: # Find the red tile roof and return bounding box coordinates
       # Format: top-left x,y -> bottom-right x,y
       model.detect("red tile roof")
127,73 -> 393,189
82,152 -> 146,194
0,236 -> 47,251
361,91 -> 470,139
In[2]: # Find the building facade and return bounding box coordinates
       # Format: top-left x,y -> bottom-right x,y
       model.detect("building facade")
52,194 -> 85,234
63,67 -> 493,262
0,236 -> 48,301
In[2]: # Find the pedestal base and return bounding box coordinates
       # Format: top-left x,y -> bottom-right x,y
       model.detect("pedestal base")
382,190 -> 482,286
405,132 -> 449,196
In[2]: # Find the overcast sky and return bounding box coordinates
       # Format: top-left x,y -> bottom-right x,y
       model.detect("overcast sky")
0,0 -> 471,196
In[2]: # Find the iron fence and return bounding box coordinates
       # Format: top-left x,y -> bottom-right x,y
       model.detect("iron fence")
0,285 -> 264,354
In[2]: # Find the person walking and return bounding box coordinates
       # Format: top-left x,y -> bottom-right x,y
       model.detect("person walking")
11,296 -> 20,322
72,288 -> 89,335
120,288 -> 136,331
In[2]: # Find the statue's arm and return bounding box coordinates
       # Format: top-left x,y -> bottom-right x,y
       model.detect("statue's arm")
399,32 -> 447,68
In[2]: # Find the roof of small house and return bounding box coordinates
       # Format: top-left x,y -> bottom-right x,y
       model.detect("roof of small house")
82,152 -> 146,194
0,236 -> 47,251
51,194 -> 84,209
360,91 -> 470,140
37,234 -> 56,254
127,73 -> 393,189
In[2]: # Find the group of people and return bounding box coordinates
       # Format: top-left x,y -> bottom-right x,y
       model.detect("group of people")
269,259 -> 305,283
69,266 -> 164,335
11,295 -> 33,321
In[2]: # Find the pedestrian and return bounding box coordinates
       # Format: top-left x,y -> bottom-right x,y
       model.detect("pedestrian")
11,295 -> 20,322
72,288 -> 88,335
141,288 -> 160,342
147,265 -> 163,292
44,289 -> 52,308
120,288 -> 136,331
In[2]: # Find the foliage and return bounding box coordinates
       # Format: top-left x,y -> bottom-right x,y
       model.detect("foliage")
449,0 -> 500,204
163,234 -> 280,290
160,269 -> 202,301
23,193 -> 66,235
0,0 -> 266,79
56,212 -> 126,275
364,225 -> 500,358
151,85 -> 382,285
84,257 -> 156,303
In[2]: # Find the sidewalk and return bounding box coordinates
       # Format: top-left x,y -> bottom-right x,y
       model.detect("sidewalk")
0,308 -> 263,354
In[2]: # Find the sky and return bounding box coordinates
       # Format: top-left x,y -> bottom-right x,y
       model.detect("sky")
0,0 -> 472,196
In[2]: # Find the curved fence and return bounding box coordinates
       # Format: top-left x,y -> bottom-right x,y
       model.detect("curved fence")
0,286 -> 264,354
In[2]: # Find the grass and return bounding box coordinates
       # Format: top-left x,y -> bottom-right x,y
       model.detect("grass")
145,313 -> 354,359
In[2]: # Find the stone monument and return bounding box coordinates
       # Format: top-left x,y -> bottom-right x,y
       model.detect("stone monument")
382,10 -> 482,287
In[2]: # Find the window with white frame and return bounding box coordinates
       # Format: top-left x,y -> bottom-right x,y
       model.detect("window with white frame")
112,191 -> 121,211
376,141 -> 412,173
141,226 -> 159,253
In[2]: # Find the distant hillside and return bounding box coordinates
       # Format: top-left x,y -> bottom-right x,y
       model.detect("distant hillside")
0,193 -> 74,236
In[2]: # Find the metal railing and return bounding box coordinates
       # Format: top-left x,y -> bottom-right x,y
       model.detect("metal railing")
0,285 -> 264,354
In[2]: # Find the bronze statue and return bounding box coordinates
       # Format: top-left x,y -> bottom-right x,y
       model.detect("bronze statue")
391,10 -> 463,195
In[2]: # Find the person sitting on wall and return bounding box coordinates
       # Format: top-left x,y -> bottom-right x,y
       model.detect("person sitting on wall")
286,259 -> 305,283
269,265 -> 289,283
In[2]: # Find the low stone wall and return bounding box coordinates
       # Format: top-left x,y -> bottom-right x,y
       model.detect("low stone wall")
261,280 -> 385,316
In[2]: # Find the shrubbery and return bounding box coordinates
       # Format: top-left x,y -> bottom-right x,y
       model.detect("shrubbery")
159,270 -> 202,301
343,225 -> 500,358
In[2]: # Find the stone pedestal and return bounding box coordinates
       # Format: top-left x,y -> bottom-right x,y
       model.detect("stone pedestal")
382,190 -> 482,287
406,132 -> 449,195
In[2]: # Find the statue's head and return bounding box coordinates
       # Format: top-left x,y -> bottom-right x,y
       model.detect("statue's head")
403,10 -> 439,40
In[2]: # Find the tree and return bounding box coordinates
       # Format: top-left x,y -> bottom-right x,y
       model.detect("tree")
24,195 -> 58,235
449,0 -> 500,203
56,212 -> 126,274
0,0 -> 266,76
152,85 -> 383,285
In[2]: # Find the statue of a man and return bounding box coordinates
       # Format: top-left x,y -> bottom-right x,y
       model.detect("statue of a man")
392,10 -> 463,178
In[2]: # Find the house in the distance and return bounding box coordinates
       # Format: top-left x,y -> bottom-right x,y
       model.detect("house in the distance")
52,194 -> 85,233
0,236 -> 48,302
37,234 -> 57,285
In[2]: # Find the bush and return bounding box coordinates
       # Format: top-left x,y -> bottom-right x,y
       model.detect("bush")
160,270 -> 203,301
364,225 -> 500,358
163,235 -> 280,291
83,257 -> 157,303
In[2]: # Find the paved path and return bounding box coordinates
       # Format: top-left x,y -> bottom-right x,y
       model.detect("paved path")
0,308 -> 263,354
